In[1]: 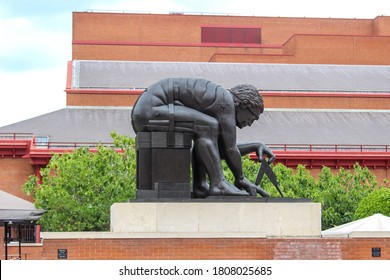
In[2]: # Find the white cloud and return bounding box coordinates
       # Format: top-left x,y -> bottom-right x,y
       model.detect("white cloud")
0,14 -> 70,126
0,14 -> 71,72
0,67 -> 66,127
91,0 -> 185,14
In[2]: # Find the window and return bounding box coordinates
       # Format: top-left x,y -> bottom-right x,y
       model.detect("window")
201,26 -> 261,44
7,223 -> 37,243
35,135 -> 49,148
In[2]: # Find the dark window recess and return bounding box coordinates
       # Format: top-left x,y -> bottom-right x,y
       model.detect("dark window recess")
201,27 -> 261,44
372,247 -> 381,257
8,224 -> 36,243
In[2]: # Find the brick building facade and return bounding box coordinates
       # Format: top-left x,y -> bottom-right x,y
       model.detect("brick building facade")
72,13 -> 390,65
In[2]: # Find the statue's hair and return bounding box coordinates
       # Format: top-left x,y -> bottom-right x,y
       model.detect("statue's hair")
229,84 -> 264,113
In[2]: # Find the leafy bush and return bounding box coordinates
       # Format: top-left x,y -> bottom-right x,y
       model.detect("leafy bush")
354,187 -> 390,219
317,165 -> 376,229
23,132 -> 136,231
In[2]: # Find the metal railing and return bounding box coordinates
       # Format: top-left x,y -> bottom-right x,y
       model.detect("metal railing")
1,133 -> 389,153
34,142 -> 390,153
268,144 -> 389,152
33,141 -> 116,150
0,133 -> 34,140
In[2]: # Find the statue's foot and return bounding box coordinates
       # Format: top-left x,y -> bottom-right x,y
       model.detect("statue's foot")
238,185 -> 270,197
209,180 -> 249,196
255,186 -> 270,197
193,183 -> 210,198
238,185 -> 257,196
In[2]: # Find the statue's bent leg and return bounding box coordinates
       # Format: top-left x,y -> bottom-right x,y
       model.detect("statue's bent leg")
193,131 -> 247,196
192,145 -> 210,198
192,124 -> 247,196
151,106 -> 247,196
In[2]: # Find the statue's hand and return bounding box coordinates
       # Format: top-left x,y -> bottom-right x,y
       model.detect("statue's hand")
235,177 -> 270,197
256,143 -> 275,164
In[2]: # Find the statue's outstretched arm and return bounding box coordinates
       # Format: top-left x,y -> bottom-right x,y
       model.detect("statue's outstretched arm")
237,142 -> 275,163
218,119 -> 269,197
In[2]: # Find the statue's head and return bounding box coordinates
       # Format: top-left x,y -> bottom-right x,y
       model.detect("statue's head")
229,84 -> 264,128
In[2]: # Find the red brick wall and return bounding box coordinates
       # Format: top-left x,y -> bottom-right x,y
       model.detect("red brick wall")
0,158 -> 35,202
259,16 -> 372,44
289,35 -> 390,65
72,12 -> 373,46
0,227 -> 44,260
73,36 -> 390,65
2,235 -> 388,260
72,12 -> 389,65
66,92 -> 140,107
373,16 -> 390,35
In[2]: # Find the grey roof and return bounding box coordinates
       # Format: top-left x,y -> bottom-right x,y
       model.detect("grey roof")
1,108 -> 389,145
0,108 -> 133,143
73,60 -> 390,92
246,109 -> 390,145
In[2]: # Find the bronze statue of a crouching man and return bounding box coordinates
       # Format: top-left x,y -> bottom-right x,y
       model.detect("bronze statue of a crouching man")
131,78 -> 275,198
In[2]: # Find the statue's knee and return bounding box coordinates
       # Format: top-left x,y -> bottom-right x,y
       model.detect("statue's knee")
194,137 -> 213,148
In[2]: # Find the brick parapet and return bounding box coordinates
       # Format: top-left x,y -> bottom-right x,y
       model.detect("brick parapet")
2,233 -> 388,260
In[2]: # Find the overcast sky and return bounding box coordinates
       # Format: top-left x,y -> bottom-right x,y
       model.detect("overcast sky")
1,0 -> 389,127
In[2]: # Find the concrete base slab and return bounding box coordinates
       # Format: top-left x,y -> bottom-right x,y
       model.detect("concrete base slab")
110,200 -> 322,237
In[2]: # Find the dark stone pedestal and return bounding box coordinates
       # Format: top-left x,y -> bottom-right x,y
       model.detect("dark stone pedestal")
136,132 -> 192,199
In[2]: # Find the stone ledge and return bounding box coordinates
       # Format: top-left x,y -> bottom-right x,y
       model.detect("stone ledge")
110,201 -> 322,237
5,243 -> 43,247
40,231 -> 267,239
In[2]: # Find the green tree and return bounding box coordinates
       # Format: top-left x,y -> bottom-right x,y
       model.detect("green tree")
23,131 -> 136,231
354,187 -> 390,219
316,165 -> 376,229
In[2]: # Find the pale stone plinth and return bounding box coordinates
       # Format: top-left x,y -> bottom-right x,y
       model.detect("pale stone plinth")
110,201 -> 322,238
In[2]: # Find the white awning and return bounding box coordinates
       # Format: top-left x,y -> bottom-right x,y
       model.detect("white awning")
0,190 -> 45,222
322,213 -> 390,238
